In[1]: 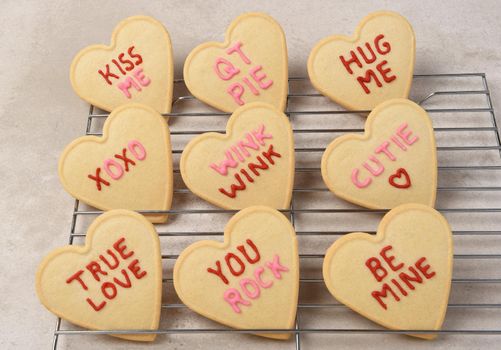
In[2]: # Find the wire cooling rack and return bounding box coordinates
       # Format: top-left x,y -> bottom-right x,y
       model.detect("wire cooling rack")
51,73 -> 501,349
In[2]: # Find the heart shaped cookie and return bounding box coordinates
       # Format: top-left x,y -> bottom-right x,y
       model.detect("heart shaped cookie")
323,204 -> 453,339
308,11 -> 415,112
59,104 -> 173,223
183,12 -> 288,112
36,210 -> 163,342
174,206 -> 299,339
180,102 -> 294,209
70,15 -> 173,114
321,98 -> 436,209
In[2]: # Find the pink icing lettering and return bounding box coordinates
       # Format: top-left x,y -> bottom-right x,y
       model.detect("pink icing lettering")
226,41 -> 251,64
375,141 -> 396,161
223,288 -> 250,313
237,133 -> 259,156
214,57 -> 240,81
127,140 -> 146,160
227,83 -> 245,105
209,150 -> 238,175
351,168 -> 372,188
397,123 -> 419,145
117,76 -> 141,98
249,65 -> 273,89
239,278 -> 261,299
265,254 -> 289,279
251,124 -> 273,145
103,159 -> 124,180
363,156 -> 384,176
242,76 -> 260,95
132,68 -> 151,86
391,135 -> 407,151
254,267 -> 273,288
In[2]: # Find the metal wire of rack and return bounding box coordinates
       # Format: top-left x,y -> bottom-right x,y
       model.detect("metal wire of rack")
51,73 -> 501,349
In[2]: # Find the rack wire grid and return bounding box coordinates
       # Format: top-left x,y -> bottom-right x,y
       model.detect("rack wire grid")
52,73 -> 501,349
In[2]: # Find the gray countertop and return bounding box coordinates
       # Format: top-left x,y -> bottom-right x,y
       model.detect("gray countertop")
1,0 -> 501,349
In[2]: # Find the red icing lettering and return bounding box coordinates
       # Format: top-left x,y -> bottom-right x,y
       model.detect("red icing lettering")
98,46 -> 143,86
128,46 -> 142,65
339,50 -> 362,75
86,297 -> 106,311
114,148 -> 136,172
118,52 -> 134,71
415,257 -> 436,279
372,283 -> 400,310
113,269 -> 132,288
99,249 -> 120,270
339,34 -> 395,94
225,252 -> 245,276
98,64 -> 120,85
366,248 -> 437,310
101,281 -> 117,300
86,261 -> 108,282
366,257 -> 388,282
357,69 -> 382,94
128,259 -> 147,279
88,140 -> 147,191
380,245 -> 404,272
237,239 -> 260,264
68,237 -> 148,313
399,266 -> 423,290
207,260 -> 229,285
88,168 -> 110,191
113,237 -> 134,260
66,270 -> 88,290
376,60 -> 396,83
219,173 -> 246,198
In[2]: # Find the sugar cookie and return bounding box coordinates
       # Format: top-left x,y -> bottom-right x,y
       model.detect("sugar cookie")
321,99 -> 436,209
323,204 -> 453,339
36,210 -> 163,341
308,11 -> 415,112
180,102 -> 294,209
174,206 -> 299,339
184,12 -> 288,112
59,104 -> 173,223
70,15 -> 174,114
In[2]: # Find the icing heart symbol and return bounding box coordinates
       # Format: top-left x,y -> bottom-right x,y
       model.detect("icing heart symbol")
388,168 -> 411,189
323,204 -> 453,339
308,11 -> 415,112
70,15 -> 174,114
36,210 -> 163,342
180,102 -> 294,209
174,206 -> 299,339
183,12 -> 288,112
321,98 -> 436,209
59,104 -> 173,223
